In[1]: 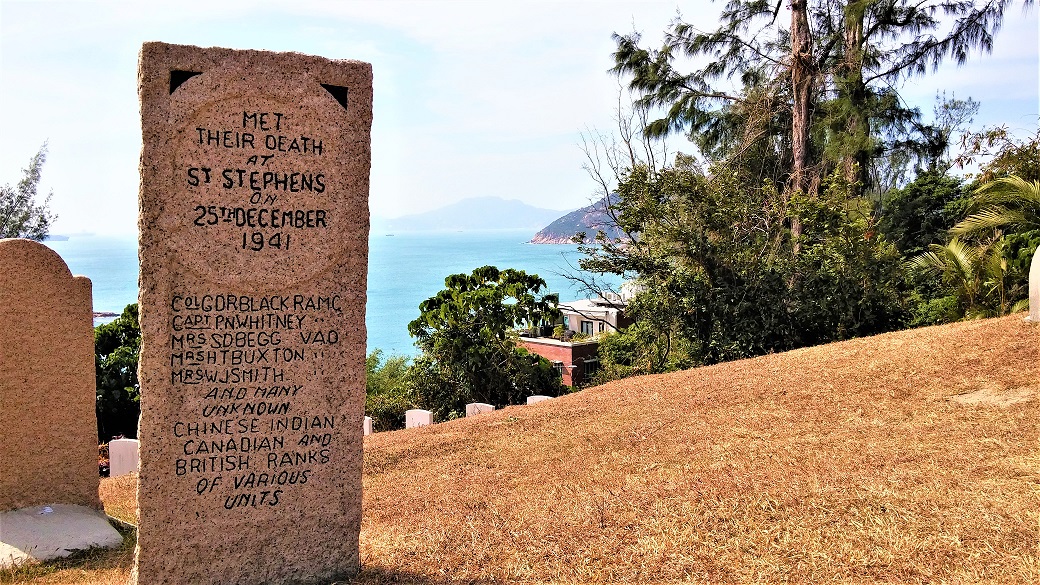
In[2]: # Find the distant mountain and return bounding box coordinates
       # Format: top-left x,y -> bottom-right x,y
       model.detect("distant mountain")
529,195 -> 624,244
373,197 -> 570,233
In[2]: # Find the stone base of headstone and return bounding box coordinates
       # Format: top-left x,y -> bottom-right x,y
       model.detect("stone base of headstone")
363,416 -> 373,436
405,409 -> 433,428
0,504 -> 123,568
527,395 -> 551,405
108,439 -> 140,477
465,403 -> 495,417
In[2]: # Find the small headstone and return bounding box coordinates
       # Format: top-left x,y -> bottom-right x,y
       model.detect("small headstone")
363,416 -> 373,436
405,409 -> 433,428
135,43 -> 372,584
108,438 -> 140,477
0,239 -> 99,511
1029,244 -> 1039,322
466,403 -> 495,417
527,395 -> 551,405
0,239 -> 121,568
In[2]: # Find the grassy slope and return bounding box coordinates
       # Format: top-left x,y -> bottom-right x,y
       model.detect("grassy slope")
9,316 -> 1038,584
360,315 -> 1039,583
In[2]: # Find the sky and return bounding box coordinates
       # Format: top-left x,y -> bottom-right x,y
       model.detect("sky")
0,0 -> 1037,236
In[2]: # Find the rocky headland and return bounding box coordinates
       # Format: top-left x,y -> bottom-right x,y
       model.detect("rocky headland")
529,196 -> 623,244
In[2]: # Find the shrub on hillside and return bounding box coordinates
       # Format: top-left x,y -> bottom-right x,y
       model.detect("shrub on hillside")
366,350 -> 413,431
95,304 -> 140,442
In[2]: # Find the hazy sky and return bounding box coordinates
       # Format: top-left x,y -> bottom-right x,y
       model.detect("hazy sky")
1,0 -> 1037,236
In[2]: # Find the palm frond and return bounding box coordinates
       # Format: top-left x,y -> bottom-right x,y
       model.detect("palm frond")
973,176 -> 1040,207
954,175 -> 1040,237
905,250 -> 945,275
940,238 -> 979,280
951,207 -> 1026,235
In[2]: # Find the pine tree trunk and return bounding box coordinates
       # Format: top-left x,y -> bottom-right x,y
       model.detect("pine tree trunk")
790,0 -> 813,248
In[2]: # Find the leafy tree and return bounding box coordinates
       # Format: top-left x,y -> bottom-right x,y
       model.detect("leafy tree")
580,157 -> 904,373
1,143 -> 57,240
956,125 -> 1040,183
611,0 -> 1025,198
879,171 -> 968,256
407,266 -> 563,420
95,304 -> 141,441
365,350 -> 413,432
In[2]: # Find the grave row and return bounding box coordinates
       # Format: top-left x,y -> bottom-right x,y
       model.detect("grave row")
362,395 -> 555,435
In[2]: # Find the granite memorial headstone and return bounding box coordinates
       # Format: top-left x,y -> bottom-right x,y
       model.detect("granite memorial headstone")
465,403 -> 495,417
135,43 -> 372,584
108,438 -> 140,477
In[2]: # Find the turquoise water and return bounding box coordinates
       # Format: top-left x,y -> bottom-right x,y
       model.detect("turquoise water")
45,230 -> 606,357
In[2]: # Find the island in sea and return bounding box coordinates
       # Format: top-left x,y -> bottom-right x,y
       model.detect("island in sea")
372,197 -> 569,233
529,196 -> 623,244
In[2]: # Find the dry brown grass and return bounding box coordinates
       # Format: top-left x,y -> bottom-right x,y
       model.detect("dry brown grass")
10,316 -> 1039,583
359,316 -> 1039,583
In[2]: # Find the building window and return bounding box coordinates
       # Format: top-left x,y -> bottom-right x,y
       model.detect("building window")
584,358 -> 600,377
598,322 -> 605,333
562,316 -> 570,330
552,360 -> 564,376
581,321 -> 594,335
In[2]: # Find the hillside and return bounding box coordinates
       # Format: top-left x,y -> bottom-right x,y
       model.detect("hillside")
364,315 -> 1039,582
20,316 -> 1039,584
372,197 -> 568,233
530,195 -> 624,244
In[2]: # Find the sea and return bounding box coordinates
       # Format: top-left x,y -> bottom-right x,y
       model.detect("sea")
44,230 -> 613,357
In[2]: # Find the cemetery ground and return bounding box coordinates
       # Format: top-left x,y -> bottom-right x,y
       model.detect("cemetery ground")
5,315 -> 1038,584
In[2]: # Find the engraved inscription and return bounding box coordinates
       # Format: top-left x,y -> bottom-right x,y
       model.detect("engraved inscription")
169,109 -> 343,511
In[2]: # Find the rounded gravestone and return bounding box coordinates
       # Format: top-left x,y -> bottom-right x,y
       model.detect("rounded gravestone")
0,238 -> 99,512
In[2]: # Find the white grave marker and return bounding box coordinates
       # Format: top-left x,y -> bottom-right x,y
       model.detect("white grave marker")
1029,244 -> 1039,322
466,403 -> 495,417
108,438 -> 140,477
405,409 -> 433,428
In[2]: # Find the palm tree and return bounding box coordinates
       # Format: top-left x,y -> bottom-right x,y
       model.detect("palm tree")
951,175 -> 1040,237
907,235 -> 1029,320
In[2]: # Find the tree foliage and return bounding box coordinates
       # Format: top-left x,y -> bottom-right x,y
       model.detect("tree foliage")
610,0 -> 1026,198
951,175 -> 1040,237
956,125 -> 1040,183
879,171 -> 968,256
906,234 -> 1029,319
580,157 -> 905,375
365,350 -> 413,432
95,304 -> 141,442
1,143 -> 57,240
407,266 -> 563,420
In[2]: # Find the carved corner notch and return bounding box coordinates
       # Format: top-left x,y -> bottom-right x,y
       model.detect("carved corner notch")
169,70 -> 202,94
321,84 -> 349,111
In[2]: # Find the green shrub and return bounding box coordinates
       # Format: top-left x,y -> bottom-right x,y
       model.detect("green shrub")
365,349 -> 413,432
95,304 -> 140,442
